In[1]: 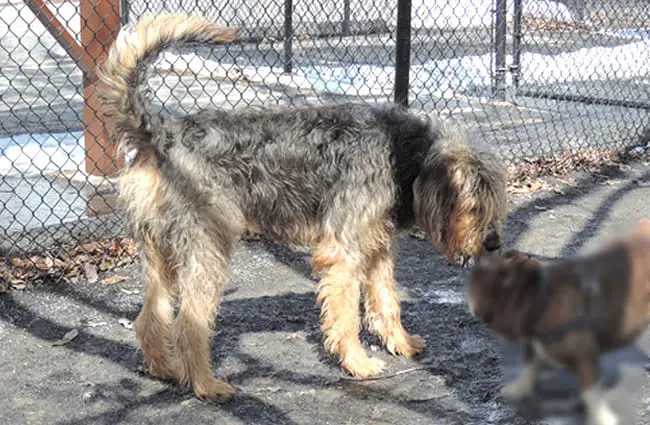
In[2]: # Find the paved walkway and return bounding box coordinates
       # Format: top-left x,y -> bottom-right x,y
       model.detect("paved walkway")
1,160 -> 649,424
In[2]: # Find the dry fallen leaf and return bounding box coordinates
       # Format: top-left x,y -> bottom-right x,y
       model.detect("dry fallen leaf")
11,281 -> 26,290
285,333 -> 304,341
120,288 -> 139,295
99,259 -> 114,271
118,318 -> 134,329
100,275 -> 128,285
35,256 -> 54,271
81,320 -> 107,328
52,328 -> 79,346
84,263 -> 98,283
528,181 -> 542,192
81,242 -> 100,253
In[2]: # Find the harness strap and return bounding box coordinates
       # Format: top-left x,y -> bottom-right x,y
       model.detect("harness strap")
525,263 -> 599,343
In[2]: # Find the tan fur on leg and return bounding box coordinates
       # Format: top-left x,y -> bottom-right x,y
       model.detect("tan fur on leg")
170,234 -> 237,401
362,230 -> 425,357
134,232 -> 177,380
313,236 -> 385,378
121,152 -> 178,380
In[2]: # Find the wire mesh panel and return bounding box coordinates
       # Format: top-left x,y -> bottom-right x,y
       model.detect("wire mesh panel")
409,0 -> 650,161
0,0 -> 124,257
0,0 -> 648,257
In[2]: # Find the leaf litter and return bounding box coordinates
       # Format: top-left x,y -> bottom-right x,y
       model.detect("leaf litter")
1,237 -> 137,290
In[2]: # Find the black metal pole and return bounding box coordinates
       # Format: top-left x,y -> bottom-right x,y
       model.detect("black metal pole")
493,0 -> 507,100
120,0 -> 129,26
283,0 -> 293,73
343,0 -> 351,35
511,0 -> 522,92
394,0 -> 411,107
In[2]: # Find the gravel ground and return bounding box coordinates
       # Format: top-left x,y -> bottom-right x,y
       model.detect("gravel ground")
1,160 -> 650,425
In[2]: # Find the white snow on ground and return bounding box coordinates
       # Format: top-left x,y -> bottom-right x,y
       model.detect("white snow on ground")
0,132 -> 85,177
3,33 -> 649,177
407,0 -> 574,30
155,33 -> 650,99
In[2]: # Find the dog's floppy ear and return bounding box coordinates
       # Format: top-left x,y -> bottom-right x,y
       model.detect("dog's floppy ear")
501,249 -> 531,263
509,256 -> 543,291
499,252 -> 542,287
412,154 -> 460,257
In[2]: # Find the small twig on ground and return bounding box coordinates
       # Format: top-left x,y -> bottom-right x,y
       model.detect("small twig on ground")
339,363 -> 441,382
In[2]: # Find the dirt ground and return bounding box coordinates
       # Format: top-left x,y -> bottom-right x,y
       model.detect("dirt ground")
1,160 -> 650,425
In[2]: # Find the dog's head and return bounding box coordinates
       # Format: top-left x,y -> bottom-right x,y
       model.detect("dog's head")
413,121 -> 507,265
465,249 -> 542,340
636,218 -> 650,236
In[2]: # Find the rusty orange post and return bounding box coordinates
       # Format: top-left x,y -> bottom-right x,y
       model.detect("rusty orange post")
80,0 -> 123,176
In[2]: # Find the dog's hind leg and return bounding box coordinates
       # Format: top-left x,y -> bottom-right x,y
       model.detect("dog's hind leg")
134,232 -> 177,381
313,234 -> 386,378
170,218 -> 241,402
361,223 -> 425,358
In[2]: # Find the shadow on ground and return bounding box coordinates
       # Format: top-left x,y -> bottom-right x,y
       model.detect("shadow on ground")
0,163 -> 649,424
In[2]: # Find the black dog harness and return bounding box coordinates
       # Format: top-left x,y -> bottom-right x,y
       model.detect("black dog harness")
524,265 -> 599,343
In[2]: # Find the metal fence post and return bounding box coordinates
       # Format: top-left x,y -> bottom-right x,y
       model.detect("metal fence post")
120,0 -> 130,25
343,0 -> 351,35
283,0 -> 293,73
493,0 -> 507,101
511,0 -> 522,93
394,0 -> 411,107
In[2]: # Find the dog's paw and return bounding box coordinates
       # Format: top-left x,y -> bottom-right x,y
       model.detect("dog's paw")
583,384 -> 619,425
588,400 -> 619,425
142,357 -> 177,381
500,379 -> 533,402
194,378 -> 236,403
341,352 -> 386,378
450,254 -> 475,268
386,334 -> 426,358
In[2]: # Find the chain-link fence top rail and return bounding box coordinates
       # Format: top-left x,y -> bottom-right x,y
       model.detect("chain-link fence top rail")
0,0 -> 649,256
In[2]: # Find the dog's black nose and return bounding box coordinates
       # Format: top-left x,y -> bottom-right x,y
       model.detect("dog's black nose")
483,232 -> 501,252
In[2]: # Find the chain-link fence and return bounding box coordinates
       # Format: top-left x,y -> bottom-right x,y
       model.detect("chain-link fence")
0,0 -> 649,256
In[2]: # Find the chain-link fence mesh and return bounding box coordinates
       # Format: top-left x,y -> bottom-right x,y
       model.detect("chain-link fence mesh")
0,0 -> 649,258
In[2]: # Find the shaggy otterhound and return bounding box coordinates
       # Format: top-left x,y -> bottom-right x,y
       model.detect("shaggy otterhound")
98,13 -> 508,401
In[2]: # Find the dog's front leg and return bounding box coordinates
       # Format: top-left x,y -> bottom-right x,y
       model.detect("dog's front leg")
575,355 -> 619,425
500,341 -> 541,401
362,238 -> 425,358
313,238 -> 385,378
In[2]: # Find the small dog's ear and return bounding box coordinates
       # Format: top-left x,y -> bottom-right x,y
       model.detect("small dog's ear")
501,249 -> 531,264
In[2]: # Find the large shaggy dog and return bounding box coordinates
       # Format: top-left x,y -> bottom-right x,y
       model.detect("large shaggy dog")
466,221 -> 650,425
98,13 -> 508,401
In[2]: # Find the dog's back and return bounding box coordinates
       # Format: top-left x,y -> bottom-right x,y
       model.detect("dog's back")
559,220 -> 650,350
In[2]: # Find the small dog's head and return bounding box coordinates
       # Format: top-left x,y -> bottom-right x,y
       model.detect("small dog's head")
465,249 -> 542,340
413,121 -> 508,265
636,218 -> 650,236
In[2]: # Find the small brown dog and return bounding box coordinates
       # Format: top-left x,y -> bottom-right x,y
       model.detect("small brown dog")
466,220 -> 650,425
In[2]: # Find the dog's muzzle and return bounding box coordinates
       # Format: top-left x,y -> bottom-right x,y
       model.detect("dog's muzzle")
482,231 -> 502,253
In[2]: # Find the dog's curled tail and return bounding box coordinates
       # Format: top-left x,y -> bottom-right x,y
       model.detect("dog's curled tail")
98,13 -> 238,153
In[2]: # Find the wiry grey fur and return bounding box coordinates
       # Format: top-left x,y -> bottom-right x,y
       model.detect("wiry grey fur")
98,13 -> 508,401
